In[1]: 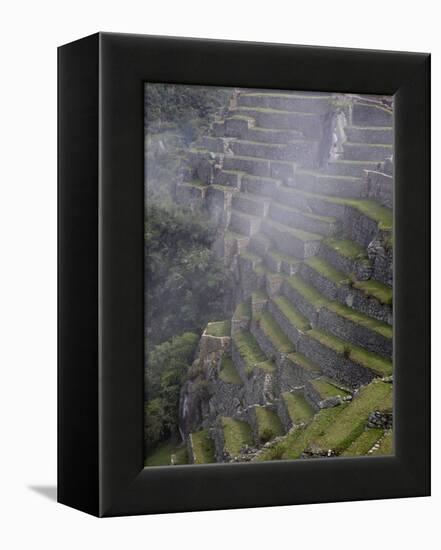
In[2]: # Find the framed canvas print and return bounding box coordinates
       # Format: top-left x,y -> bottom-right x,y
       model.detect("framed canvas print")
58,33 -> 430,517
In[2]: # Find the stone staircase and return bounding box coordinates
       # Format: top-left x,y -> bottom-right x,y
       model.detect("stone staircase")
179,89 -> 393,462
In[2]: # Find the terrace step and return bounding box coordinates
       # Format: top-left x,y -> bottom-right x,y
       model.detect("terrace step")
306,379 -> 393,455
269,201 -> 339,236
297,328 -> 393,387
248,232 -> 272,256
175,181 -> 207,206
237,92 -> 332,113
268,295 -> 311,347
229,209 -> 262,236
365,170 -> 393,209
255,405 -> 345,461
230,138 -> 319,167
189,430 -> 216,464
231,107 -> 322,138
352,102 -> 393,127
230,139 -> 288,161
343,142 -> 393,162
318,236 -> 371,279
344,125 -> 393,145
318,301 -> 392,359
284,268 -> 391,356
219,416 -> 254,460
219,355 -> 243,385
281,391 -> 315,427
298,256 -> 393,325
264,248 -> 302,276
294,170 -> 366,198
223,154 -> 271,177
232,329 -> 275,378
224,115 -> 255,138
261,218 -> 322,259
212,169 -> 245,188
247,126 -> 304,144
251,310 -> 295,364
342,427 -> 384,456
275,187 -> 392,246
370,430 -> 393,455
198,135 -> 235,153
305,377 -> 351,410
232,192 -> 271,217
252,405 -> 285,444
242,174 -> 282,197
278,351 -> 322,393
326,159 -> 380,177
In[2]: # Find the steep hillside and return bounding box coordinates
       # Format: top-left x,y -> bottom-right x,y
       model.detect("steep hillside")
161,90 -> 393,464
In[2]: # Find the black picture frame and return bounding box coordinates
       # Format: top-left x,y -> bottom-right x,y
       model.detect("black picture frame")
58,32 -> 430,517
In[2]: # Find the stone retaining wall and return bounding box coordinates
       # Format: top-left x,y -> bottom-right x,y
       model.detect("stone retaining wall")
317,306 -> 392,359
297,333 -> 375,388
366,170 -> 393,209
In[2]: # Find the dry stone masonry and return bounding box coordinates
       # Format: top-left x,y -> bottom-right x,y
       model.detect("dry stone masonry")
176,90 -> 394,463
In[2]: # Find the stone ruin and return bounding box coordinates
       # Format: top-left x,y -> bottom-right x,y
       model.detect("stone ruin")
173,90 -> 394,463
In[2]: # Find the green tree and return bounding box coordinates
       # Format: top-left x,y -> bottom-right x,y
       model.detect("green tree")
145,201 -> 233,346
145,332 -> 199,449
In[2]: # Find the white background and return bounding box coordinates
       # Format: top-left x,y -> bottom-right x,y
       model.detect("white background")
0,0 -> 438,547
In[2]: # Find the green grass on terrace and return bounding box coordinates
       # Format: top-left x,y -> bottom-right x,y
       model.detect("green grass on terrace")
233,300 -> 252,320
342,428 -> 384,456
272,295 -> 310,331
254,311 -> 295,354
304,256 -> 350,285
371,430 -> 393,456
345,141 -> 393,149
191,430 -> 216,464
310,378 -> 350,400
205,320 -> 231,338
285,275 -> 328,309
243,174 -> 280,182
236,139 -> 287,149
330,159 -> 379,165
344,199 -> 392,230
209,184 -> 238,193
221,417 -> 253,457
184,179 -> 206,188
254,407 -> 284,443
235,106 -> 317,116
145,440 -> 189,467
325,301 -> 393,339
297,169 -> 361,181
265,249 -> 301,266
284,187 -> 392,230
264,218 -> 322,242
236,191 -> 270,204
233,330 -> 266,369
219,356 -> 242,385
251,289 -> 269,302
272,200 -> 336,224
286,352 -> 321,374
223,230 -> 248,244
255,405 -> 345,462
323,236 -> 367,259
352,279 -> 393,306
307,328 -> 393,377
231,208 -> 261,221
241,92 -> 330,100
226,114 -> 254,121
282,392 -> 314,424
254,359 -> 276,373
308,380 -> 392,454
240,250 -> 263,264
